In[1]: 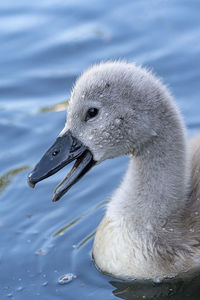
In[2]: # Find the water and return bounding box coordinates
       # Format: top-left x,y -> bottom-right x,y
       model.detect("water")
1,0 -> 200,299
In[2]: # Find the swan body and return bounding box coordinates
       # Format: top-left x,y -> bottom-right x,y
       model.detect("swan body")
29,61 -> 200,280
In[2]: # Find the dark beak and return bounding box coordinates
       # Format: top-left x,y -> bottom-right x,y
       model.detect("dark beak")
27,130 -> 95,201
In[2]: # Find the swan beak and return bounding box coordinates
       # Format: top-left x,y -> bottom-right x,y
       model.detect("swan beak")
27,130 -> 95,201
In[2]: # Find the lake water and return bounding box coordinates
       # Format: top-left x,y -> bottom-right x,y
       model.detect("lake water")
1,0 -> 200,299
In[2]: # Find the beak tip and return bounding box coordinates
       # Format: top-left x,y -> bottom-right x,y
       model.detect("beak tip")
27,173 -> 36,188
28,179 -> 35,188
52,193 -> 60,202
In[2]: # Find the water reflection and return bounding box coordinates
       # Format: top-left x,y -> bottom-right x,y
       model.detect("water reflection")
39,101 -> 68,113
0,166 -> 29,194
53,200 -> 107,237
110,273 -> 200,300
76,231 -> 96,249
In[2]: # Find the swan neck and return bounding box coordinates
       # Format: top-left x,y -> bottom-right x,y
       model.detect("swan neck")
107,123 -> 189,228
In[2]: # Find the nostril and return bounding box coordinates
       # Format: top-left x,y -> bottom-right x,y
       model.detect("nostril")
52,150 -> 60,156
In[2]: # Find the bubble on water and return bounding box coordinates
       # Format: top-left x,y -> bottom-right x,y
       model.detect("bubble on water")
195,211 -> 199,215
99,94 -> 103,98
111,125 -> 114,129
35,249 -> 46,255
169,228 -> 174,232
88,136 -> 93,140
58,273 -> 76,285
81,94 -> 85,99
42,281 -> 48,287
16,286 -> 24,292
7,294 -> 13,298
189,228 -> 195,233
99,145 -> 103,148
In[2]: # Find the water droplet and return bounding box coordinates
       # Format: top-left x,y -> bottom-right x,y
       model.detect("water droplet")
128,129 -> 132,135
114,118 -> 121,125
79,133 -> 83,137
58,273 -> 76,285
91,129 -> 97,135
151,129 -> 158,137
195,211 -> 199,215
88,136 -> 93,140
111,125 -> 114,129
99,94 -> 103,98
103,132 -> 110,138
154,277 -> 162,284
189,228 -> 195,232
81,94 -> 85,99
146,223 -> 152,230
99,145 -> 103,148
169,228 -> 174,232
7,294 -> 13,298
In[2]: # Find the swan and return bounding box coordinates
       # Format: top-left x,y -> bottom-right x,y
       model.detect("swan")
28,61 -> 200,280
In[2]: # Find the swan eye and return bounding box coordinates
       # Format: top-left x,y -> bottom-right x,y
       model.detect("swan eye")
52,150 -> 60,156
85,108 -> 98,121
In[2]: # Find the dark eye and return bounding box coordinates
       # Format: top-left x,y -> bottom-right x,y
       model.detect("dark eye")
85,108 -> 98,121
52,149 -> 60,156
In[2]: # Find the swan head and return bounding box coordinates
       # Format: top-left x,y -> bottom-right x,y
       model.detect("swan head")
64,61 -> 169,161
28,61 -> 173,200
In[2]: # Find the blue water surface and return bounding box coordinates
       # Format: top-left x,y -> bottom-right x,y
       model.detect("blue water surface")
1,0 -> 200,299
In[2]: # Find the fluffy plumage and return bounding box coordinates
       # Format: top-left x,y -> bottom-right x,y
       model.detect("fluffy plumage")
62,61 -> 200,280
